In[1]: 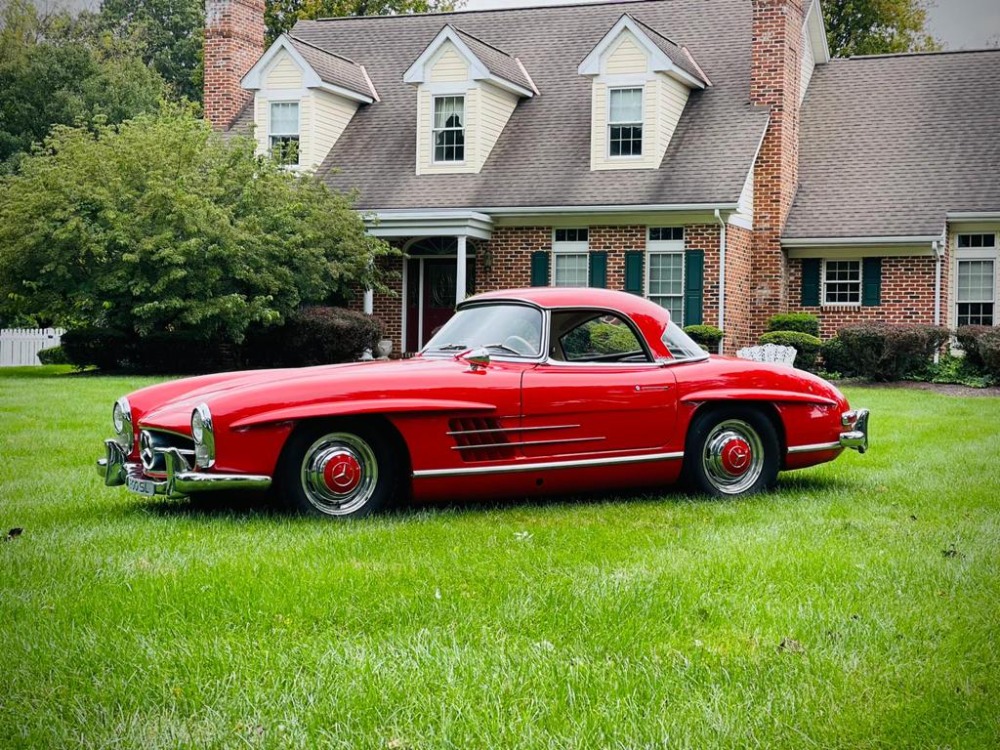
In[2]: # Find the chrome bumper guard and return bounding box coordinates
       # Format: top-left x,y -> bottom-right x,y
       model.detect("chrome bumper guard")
96,439 -> 271,498
839,409 -> 870,454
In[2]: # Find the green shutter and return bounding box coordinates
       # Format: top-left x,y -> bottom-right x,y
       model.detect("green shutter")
801,259 -> 821,307
589,251 -> 607,288
862,257 -> 882,306
683,250 -> 704,327
530,251 -> 549,287
624,251 -> 644,294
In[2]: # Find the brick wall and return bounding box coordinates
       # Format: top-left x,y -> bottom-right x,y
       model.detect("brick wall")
724,225 -> 755,351
204,0 -> 265,129
476,226 -> 549,292
788,255 -> 942,337
750,0 -> 806,332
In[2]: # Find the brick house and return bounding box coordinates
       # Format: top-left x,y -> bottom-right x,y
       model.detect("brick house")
205,0 -> 1000,354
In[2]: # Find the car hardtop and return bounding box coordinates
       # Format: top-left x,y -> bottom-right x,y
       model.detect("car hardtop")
465,287 -> 672,320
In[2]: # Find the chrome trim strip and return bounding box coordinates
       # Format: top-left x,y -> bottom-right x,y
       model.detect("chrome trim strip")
787,441 -> 842,454
451,436 -> 604,451
446,424 -> 580,436
413,451 -> 684,479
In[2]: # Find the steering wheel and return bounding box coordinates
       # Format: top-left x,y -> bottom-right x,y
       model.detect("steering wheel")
502,335 -> 536,356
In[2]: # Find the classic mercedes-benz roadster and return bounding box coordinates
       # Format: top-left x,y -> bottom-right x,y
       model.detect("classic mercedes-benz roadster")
97,288 -> 868,517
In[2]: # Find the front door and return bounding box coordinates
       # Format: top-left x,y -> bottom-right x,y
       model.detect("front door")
405,256 -> 476,352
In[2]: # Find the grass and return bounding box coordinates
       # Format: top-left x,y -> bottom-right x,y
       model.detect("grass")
1,367 -> 998,749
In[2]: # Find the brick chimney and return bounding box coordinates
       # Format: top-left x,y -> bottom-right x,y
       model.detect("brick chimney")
749,0 -> 807,329
204,0 -> 266,129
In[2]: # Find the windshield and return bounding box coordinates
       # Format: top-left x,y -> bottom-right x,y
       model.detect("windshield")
423,303 -> 544,358
662,322 -> 710,361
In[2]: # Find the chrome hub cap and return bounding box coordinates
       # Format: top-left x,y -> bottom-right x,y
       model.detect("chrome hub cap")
301,433 -> 378,516
702,419 -> 765,495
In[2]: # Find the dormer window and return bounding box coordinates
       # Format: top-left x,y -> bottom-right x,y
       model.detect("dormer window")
269,102 -> 300,166
433,96 -> 466,163
609,87 -> 643,157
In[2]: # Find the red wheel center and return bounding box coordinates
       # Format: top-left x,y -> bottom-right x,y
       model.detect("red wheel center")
720,438 -> 752,475
322,452 -> 362,494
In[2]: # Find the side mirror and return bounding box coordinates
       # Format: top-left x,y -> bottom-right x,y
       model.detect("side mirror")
462,347 -> 490,371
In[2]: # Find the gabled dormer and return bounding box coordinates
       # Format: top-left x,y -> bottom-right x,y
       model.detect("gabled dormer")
403,25 -> 537,175
242,34 -> 378,170
578,14 -> 708,171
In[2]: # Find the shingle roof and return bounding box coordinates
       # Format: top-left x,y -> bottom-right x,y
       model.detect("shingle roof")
786,49 -> 1000,240
628,14 -> 708,85
281,0 -> 767,210
287,35 -> 376,101
452,27 -> 536,94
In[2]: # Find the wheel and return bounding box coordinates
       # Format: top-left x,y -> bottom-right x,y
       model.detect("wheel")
683,407 -> 779,497
276,420 -> 401,518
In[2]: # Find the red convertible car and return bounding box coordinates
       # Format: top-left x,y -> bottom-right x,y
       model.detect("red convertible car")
97,288 -> 868,518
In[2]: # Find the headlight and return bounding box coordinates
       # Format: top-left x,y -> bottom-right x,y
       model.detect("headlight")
112,397 -> 133,451
191,403 -> 215,469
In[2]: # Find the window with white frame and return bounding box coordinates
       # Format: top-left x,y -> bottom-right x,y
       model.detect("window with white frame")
433,96 -> 465,163
956,233 -> 997,327
609,87 -> 643,157
646,227 -> 684,321
823,259 -> 862,305
553,228 -> 589,287
269,102 -> 300,166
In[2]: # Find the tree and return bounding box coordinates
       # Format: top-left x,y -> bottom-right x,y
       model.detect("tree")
265,0 -> 463,42
0,107 -> 394,341
823,0 -> 940,57
98,0 -> 205,102
0,0 -> 167,168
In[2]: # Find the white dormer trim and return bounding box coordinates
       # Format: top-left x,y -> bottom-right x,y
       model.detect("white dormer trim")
804,0 -> 831,64
403,26 -> 535,99
242,35 -> 375,104
577,15 -> 706,90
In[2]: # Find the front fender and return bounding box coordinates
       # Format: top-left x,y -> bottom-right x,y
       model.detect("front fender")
230,398 -> 497,429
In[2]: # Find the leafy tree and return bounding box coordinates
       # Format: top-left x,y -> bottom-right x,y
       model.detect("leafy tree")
98,0 -> 205,102
0,107 -> 394,341
265,0 -> 463,41
823,0 -> 940,57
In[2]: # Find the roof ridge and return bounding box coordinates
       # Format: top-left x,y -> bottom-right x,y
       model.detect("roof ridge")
627,13 -> 681,49
307,0 -> 672,23
287,33 -> 361,66
839,47 -> 1000,61
453,26 -> 516,59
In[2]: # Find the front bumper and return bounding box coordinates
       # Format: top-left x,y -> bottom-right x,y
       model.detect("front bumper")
839,408 -> 870,453
96,439 -> 271,498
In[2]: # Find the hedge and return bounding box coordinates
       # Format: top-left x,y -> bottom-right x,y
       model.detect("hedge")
36,345 -> 69,365
758,330 -> 822,372
828,323 -> 950,381
766,313 -> 820,337
956,325 -> 1000,380
684,325 -> 724,351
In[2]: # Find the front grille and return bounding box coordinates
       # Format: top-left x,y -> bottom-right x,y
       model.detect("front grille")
139,429 -> 195,473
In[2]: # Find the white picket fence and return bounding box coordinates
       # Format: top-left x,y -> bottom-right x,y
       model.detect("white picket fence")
0,328 -> 65,366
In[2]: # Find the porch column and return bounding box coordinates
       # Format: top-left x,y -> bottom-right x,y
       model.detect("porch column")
456,235 -> 467,303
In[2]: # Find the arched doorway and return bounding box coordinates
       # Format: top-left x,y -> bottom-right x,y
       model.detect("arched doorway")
404,237 -> 477,352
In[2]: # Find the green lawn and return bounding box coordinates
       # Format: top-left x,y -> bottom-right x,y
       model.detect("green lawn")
1,368 -> 998,749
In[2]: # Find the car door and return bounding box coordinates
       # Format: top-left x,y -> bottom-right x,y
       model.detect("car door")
519,310 -> 679,459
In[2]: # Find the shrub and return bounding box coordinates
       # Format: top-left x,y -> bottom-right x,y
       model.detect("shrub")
821,337 -> 855,377
36,345 -> 69,365
245,307 -> 384,368
956,325 -> 1000,381
590,323 -> 641,354
684,325 -> 724,351
758,330 -> 822,372
61,328 -> 131,371
835,323 -> 950,381
767,313 -> 820,337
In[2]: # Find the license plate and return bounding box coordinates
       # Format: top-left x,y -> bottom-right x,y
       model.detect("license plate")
126,475 -> 157,496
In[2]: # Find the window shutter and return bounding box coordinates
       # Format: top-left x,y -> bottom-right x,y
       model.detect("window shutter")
683,250 -> 704,327
801,259 -> 821,306
530,251 -> 550,287
862,257 -> 882,306
589,251 -> 608,288
624,251 -> 644,294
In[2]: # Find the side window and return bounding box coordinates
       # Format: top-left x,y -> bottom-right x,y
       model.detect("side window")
556,312 -> 648,362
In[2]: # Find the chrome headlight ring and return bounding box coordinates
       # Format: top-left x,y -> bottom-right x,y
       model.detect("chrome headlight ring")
112,397 -> 134,452
191,403 -> 216,469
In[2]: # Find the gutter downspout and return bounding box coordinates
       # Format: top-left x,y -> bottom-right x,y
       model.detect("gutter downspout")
933,238 -> 944,364
714,209 -> 727,354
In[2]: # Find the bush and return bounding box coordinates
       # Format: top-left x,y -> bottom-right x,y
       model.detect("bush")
61,328 -> 131,370
684,325 -> 724,351
758,330 -> 822,372
767,313 -> 820,337
835,323 -> 950,381
36,345 -> 69,365
956,325 -> 1000,381
245,307 -> 384,368
590,323 -> 641,354
821,337 -> 854,377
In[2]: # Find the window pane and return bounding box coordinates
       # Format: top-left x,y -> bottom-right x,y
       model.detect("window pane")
433,96 -> 465,163
610,125 -> 642,156
648,253 -> 683,296
823,260 -> 861,304
270,102 -> 298,134
610,88 -> 642,122
554,253 -> 588,287
957,260 -> 995,302
555,228 -> 588,244
649,227 -> 684,242
558,314 -> 646,361
433,96 -> 464,128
